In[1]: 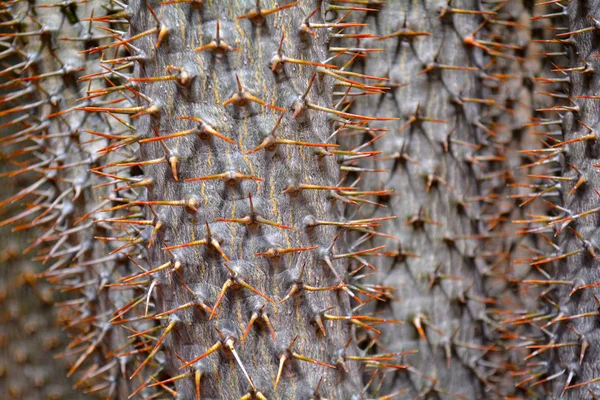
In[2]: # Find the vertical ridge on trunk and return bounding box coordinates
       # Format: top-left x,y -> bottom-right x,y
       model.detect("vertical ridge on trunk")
0,1 -> 140,397
1,0 -> 401,398
124,1 -> 363,398
0,176 -> 76,399
512,1 -> 600,398
345,1 -> 531,398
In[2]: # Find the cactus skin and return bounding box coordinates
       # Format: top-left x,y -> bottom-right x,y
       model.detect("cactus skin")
555,5 -> 600,398
125,1 -> 366,398
551,2 -> 600,397
10,0 -> 590,398
0,179 -> 76,399
0,6 -> 82,399
0,0 -> 143,397
347,1 -> 533,398
513,1 -> 600,398
1,0 -> 402,398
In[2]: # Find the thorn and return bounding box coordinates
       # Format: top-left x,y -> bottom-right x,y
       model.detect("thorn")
210,264 -> 275,320
275,336 -> 336,388
139,116 -> 233,144
238,1 -> 300,23
214,193 -> 294,230
130,320 -> 177,379
162,222 -> 230,261
195,20 -> 240,53
179,339 -> 223,370
255,245 -> 318,258
185,171 -> 263,184
223,75 -> 286,112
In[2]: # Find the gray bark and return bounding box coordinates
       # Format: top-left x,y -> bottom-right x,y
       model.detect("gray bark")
347,1 -> 534,398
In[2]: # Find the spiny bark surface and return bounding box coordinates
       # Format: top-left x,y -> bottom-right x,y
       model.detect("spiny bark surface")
0,0 -> 139,397
2,0 -> 400,399
513,1 -> 600,398
347,1 -> 532,398
549,3 -> 600,396
125,1 -> 364,398
120,1 -> 394,399
0,177 -> 75,399
0,11 -> 75,399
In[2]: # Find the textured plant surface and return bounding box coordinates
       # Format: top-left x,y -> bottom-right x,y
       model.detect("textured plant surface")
0,0 -> 137,397
7,0 -> 600,399
0,0 -> 406,399
507,1 -> 600,398
345,1 -> 539,398
119,1 -> 381,398
0,8 -> 79,399
0,173 -> 77,399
